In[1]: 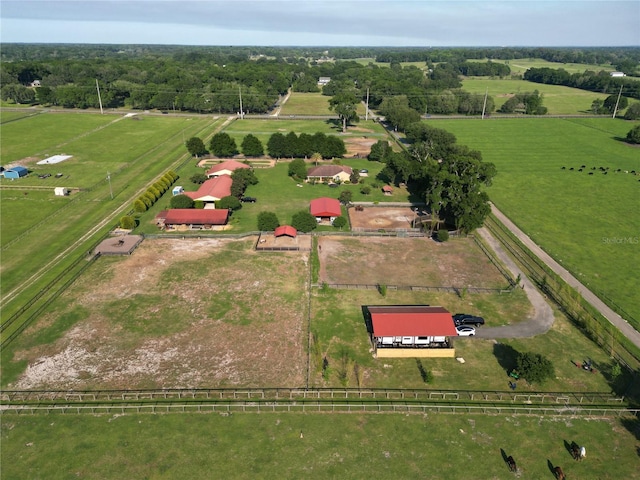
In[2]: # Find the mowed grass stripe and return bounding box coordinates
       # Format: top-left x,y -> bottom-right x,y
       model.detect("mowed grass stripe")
435,117 -> 640,324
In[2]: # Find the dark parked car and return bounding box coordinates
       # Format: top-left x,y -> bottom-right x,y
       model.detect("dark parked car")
241,196 -> 257,203
453,314 -> 485,327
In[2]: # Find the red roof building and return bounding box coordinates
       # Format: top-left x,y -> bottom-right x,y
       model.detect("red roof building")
184,175 -> 232,203
206,160 -> 251,178
161,209 -> 229,228
368,306 -> 457,337
310,197 -> 341,218
274,225 -> 297,238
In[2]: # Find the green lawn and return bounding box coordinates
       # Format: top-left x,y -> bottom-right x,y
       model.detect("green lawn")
434,117 -> 640,324
2,412 -> 637,479
482,58 -> 617,76
279,92 -> 335,115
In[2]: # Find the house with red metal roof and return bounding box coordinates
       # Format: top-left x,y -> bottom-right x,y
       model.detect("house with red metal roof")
184,175 -> 232,204
157,209 -> 229,230
310,197 -> 341,222
367,305 -> 457,358
206,160 -> 251,178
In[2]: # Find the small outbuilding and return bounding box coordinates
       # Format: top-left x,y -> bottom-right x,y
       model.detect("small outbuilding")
310,197 -> 341,222
274,225 -> 297,238
367,305 -> 457,358
382,185 -> 393,195
54,187 -> 70,196
172,186 -> 185,196
206,160 -> 251,178
2,166 -> 28,179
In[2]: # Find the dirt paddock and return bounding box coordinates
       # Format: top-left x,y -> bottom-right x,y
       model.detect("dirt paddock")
348,206 -> 420,230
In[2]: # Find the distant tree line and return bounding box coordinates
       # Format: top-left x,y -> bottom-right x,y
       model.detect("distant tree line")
524,67 -> 640,101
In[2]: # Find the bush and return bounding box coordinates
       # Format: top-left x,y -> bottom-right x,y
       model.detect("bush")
332,216 -> 347,229
360,185 -> 371,195
291,210 -> 318,233
170,194 -> 194,209
133,199 -> 147,213
217,195 -> 242,211
257,211 -> 280,231
147,186 -> 160,200
516,351 -> 555,384
436,229 -> 449,242
190,173 -> 207,184
625,125 -> 640,144
288,158 -> 307,179
120,215 -> 135,230
194,200 -> 205,209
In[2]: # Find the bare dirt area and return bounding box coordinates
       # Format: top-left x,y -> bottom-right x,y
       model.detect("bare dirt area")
318,235 -> 507,288
342,136 -> 376,158
10,237 -> 308,390
348,206 -> 418,230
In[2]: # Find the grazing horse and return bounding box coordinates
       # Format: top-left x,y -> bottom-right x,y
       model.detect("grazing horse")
571,443 -> 581,460
506,455 -> 517,472
554,466 -> 565,480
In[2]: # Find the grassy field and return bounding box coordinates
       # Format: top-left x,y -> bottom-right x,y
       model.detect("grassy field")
0,112 -> 218,322
433,117 -> 640,324
460,77 -> 618,115
2,412 -> 638,479
482,58 -> 617,76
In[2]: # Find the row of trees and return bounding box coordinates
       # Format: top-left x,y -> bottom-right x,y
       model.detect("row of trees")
524,67 -> 640,101
132,170 -> 178,213
257,210 -> 346,233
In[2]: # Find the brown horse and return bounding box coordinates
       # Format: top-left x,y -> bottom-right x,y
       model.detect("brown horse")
571,443 -> 581,461
506,455 -> 517,472
554,466 -> 566,480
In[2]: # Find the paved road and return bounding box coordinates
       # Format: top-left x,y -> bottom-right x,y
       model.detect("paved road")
485,204 -> 640,348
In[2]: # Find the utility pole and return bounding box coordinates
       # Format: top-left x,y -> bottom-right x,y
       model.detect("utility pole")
481,87 -> 488,119
96,79 -> 104,114
365,87 -> 369,121
238,86 -> 244,119
612,84 -> 623,119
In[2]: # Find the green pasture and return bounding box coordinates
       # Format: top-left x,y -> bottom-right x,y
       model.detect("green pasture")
0,109 -> 40,124
2,413 -> 637,479
279,92 -> 334,115
0,112 -> 116,163
310,288 -> 627,394
481,58 -> 616,76
0,112 -> 216,321
460,77 -> 616,115
434,117 -> 640,324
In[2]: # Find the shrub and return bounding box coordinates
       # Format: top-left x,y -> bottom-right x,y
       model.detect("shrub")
626,125 -> 640,144
170,194 -> 194,209
147,186 -> 160,200
377,284 -> 387,297
120,215 -> 135,230
194,200 -> 205,209
516,351 -> 555,385
291,210 -> 317,233
360,185 -> 371,195
133,199 -> 147,213
288,158 -> 307,179
332,216 -> 347,229
139,195 -> 152,208
339,190 -> 352,205
437,229 -> 449,242
257,211 -> 280,231
217,195 -> 242,211
142,191 -> 156,205
190,173 -> 207,184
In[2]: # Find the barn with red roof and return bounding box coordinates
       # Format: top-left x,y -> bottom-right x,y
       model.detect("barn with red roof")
367,305 -> 457,358
310,197 -> 341,222
157,209 -> 229,230
206,160 -> 251,178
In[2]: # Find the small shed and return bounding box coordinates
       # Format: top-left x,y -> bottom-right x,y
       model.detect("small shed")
172,186 -> 184,196
54,187 -> 70,196
274,225 -> 297,238
382,185 -> 393,195
3,166 -> 28,179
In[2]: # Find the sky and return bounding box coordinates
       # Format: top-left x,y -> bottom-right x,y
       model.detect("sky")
1,0 -> 638,47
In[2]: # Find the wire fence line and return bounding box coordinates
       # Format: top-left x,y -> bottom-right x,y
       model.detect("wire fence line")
313,283 -> 513,294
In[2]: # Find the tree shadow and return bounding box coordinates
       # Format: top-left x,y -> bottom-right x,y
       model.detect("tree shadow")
493,342 -> 519,375
324,118 -> 343,131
